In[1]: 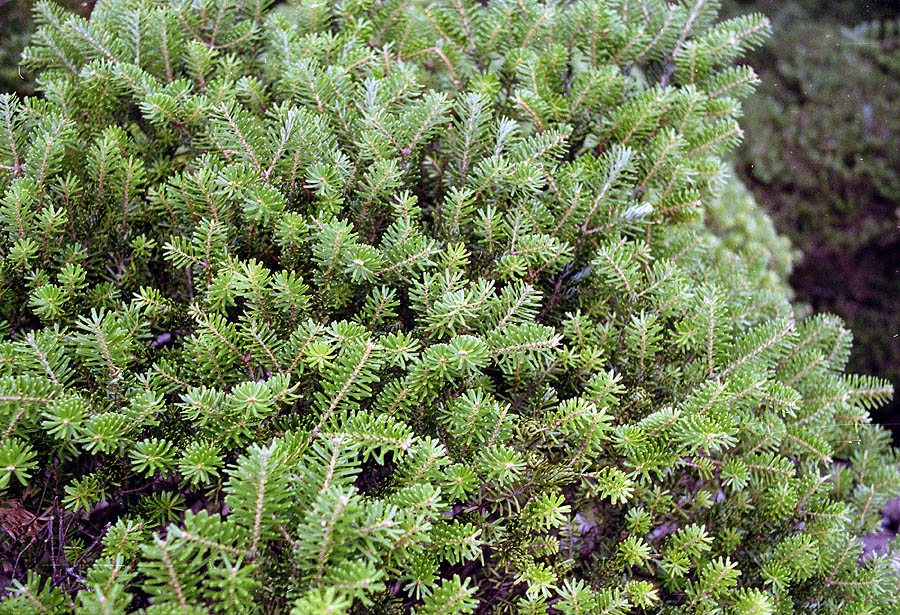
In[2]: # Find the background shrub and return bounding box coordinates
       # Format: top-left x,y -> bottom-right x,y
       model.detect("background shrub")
0,0 -> 93,95
725,0 -> 900,436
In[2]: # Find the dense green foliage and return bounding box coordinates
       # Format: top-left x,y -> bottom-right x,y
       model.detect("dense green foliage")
727,1 -> 900,426
0,1 -> 897,614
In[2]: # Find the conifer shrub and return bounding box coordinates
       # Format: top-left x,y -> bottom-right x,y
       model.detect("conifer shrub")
0,1 -> 897,614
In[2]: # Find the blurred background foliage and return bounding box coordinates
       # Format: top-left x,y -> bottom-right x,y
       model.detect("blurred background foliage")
725,0 -> 900,436
2,0 -> 900,436
0,0 -> 93,95
0,0 -> 34,96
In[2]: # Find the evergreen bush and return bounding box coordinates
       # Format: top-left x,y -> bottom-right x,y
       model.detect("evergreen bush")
0,1 -> 897,613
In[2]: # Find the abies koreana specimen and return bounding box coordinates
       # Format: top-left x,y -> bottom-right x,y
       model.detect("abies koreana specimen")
0,1 -> 897,614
